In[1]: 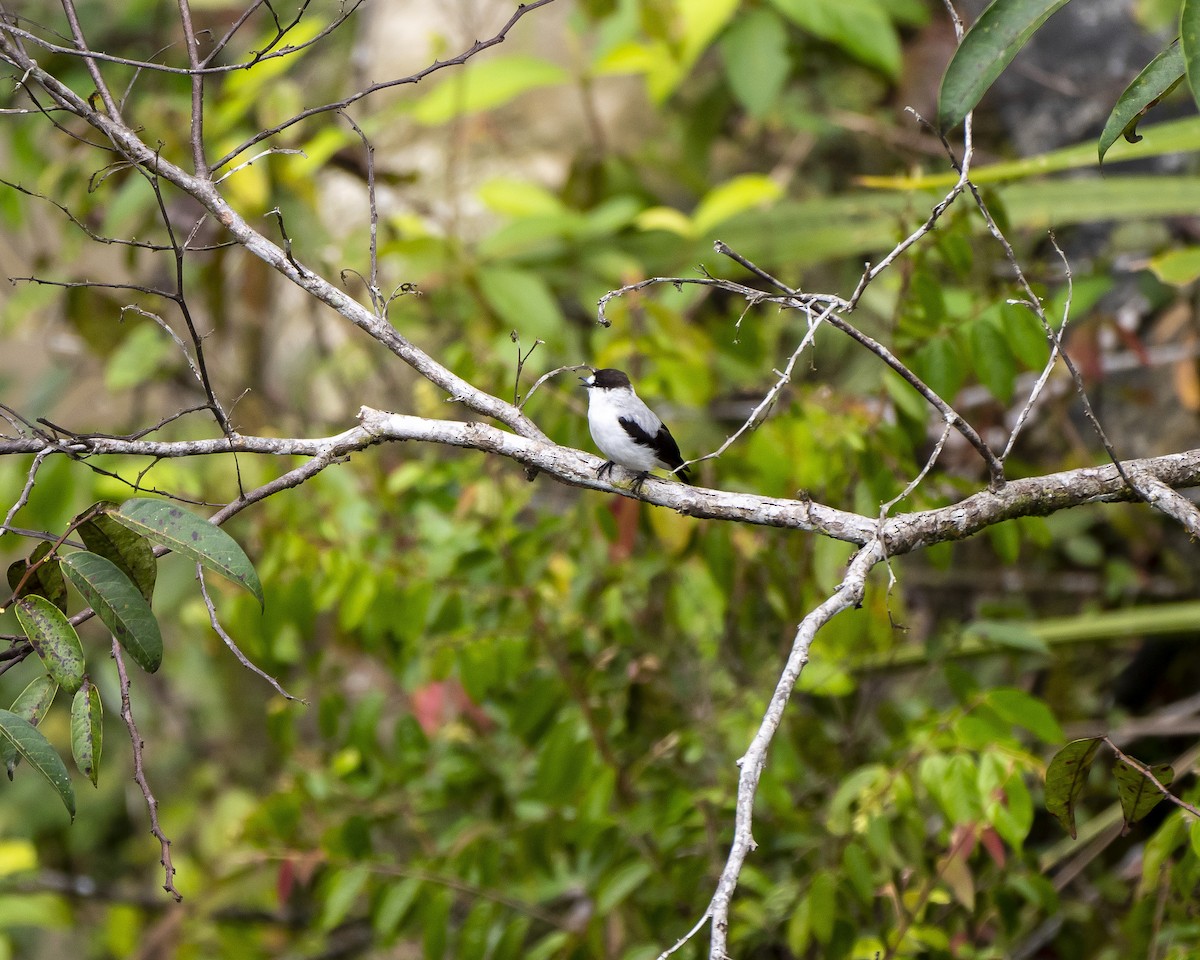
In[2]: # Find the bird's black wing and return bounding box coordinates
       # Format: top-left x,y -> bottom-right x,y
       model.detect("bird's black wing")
618,416 -> 692,483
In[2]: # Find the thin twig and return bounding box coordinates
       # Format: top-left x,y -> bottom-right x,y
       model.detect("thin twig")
0,448 -> 50,535
197,566 -> 303,702
1001,235 -> 1073,460
511,333 -> 545,406
176,0 -> 208,178
112,637 -> 181,901
339,110 -> 383,314
518,364 -> 591,410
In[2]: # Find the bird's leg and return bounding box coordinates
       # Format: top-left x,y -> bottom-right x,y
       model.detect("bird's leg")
597,461 -> 617,481
630,471 -> 650,494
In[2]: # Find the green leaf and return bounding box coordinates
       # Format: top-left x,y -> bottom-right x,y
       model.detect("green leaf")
1147,244 -> 1200,285
7,543 -> 68,613
410,56 -> 569,125
320,865 -> 370,931
1184,0 -> 1200,112
987,688 -> 1063,743
965,619 -> 1049,654
1045,737 -> 1101,838
112,499 -> 263,606
61,552 -> 163,674
14,596 -> 85,694
373,877 -> 422,938
1113,757 -> 1174,832
913,336 -> 965,401
1,674 -> 58,779
966,315 -> 1017,403
476,178 -> 566,218
78,505 -> 157,602
476,266 -> 563,340
70,679 -> 102,787
769,0 -> 901,77
807,870 -> 837,944
595,861 -> 653,913
720,9 -> 791,118
842,842 -> 875,905
1098,43 -> 1185,163
104,322 -> 175,391
0,709 -> 75,820
938,0 -> 1074,132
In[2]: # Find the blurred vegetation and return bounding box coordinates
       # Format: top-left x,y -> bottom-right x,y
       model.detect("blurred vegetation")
1,0 -> 1199,958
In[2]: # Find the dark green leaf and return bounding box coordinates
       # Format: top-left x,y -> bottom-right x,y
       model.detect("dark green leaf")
7,543 -> 68,612
78,504 -> 157,602
808,870 -> 837,944
62,552 -> 163,673
938,0 -> 1074,132
1183,0 -> 1200,114
14,596 -> 85,694
966,315 -> 1017,403
422,886 -> 452,960
1045,737 -> 1101,838
2,674 -> 58,779
113,499 -> 263,606
70,678 -> 102,787
1113,757 -> 1174,832
1099,43 -> 1185,163
913,336 -> 965,400
0,708 -> 75,820
595,861 -> 652,913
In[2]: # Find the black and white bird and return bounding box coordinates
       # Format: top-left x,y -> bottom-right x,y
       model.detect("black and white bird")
580,367 -> 691,491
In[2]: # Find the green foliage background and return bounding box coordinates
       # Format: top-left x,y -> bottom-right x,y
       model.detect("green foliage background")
0,0 -> 1199,958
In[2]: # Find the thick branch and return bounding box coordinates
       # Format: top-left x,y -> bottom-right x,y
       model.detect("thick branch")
4,410 -> 1200,555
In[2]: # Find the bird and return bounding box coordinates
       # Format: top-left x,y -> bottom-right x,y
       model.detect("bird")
580,367 -> 692,492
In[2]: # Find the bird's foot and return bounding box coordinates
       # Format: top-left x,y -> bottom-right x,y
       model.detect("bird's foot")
630,471 -> 651,494
597,460 -> 616,481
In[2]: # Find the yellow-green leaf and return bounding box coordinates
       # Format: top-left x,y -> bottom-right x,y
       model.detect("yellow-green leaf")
410,56 -> 569,125
693,175 -> 783,235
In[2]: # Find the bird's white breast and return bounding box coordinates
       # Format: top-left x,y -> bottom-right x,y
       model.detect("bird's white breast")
587,388 -> 662,471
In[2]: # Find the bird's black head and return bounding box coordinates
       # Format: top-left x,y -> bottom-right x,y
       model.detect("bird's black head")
583,368 -> 631,389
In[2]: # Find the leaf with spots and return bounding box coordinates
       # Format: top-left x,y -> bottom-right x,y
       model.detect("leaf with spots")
1045,737 -> 1101,838
7,543 -> 68,612
62,552 -> 163,673
1,674 -> 58,780
71,678 -> 103,788
113,499 -> 263,607
78,503 -> 157,602
14,596 -> 85,694
1113,757 -> 1174,834
0,708 -> 75,820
